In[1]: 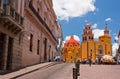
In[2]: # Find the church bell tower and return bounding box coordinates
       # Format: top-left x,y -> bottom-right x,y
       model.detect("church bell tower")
82,23 -> 94,42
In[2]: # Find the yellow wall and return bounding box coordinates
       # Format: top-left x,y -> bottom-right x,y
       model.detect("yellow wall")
99,35 -> 112,55
81,42 -> 87,59
87,41 -> 96,60
62,45 -> 81,63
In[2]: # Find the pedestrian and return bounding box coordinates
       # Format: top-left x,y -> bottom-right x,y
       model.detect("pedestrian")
88,56 -> 92,67
100,58 -> 103,64
95,58 -> 98,64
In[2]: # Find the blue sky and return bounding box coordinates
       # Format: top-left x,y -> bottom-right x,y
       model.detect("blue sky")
53,0 -> 120,56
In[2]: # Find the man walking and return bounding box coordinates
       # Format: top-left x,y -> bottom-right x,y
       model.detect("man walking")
88,56 -> 92,67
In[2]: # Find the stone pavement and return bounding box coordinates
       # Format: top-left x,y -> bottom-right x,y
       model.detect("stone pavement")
78,64 -> 120,79
17,63 -> 74,79
0,62 -> 59,79
1,63 -> 120,79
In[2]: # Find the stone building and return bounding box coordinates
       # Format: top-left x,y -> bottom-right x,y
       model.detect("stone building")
0,0 -> 62,71
116,31 -> 120,63
62,23 -> 112,63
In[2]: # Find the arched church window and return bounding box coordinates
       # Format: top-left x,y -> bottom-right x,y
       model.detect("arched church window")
98,45 -> 103,54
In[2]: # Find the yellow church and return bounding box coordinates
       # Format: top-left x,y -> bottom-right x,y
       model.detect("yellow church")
62,23 -> 112,63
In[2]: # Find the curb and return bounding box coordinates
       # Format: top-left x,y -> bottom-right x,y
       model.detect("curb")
0,62 -> 61,79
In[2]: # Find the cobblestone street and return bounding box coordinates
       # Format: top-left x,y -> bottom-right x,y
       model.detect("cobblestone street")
6,63 -> 120,79
16,63 -> 74,79
79,64 -> 120,79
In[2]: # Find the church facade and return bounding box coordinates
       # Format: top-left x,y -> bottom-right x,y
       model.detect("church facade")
62,23 -> 112,63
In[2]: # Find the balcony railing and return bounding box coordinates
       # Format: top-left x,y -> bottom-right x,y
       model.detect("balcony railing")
2,4 -> 23,26
28,2 -> 58,43
0,4 -> 24,34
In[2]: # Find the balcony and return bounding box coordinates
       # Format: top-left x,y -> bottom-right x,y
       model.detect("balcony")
0,4 -> 24,34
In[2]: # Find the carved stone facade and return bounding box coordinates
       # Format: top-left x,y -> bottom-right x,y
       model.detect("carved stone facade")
0,0 -> 62,71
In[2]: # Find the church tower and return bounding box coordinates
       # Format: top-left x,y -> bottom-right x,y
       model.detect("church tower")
81,23 -> 96,61
104,26 -> 109,36
82,23 -> 94,42
99,25 -> 112,55
99,25 -> 111,44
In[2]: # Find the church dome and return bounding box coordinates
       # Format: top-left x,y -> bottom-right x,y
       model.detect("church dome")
66,36 -> 79,45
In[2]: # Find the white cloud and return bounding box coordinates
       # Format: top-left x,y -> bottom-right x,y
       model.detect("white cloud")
65,35 -> 80,41
53,0 -> 96,20
115,36 -> 118,41
112,43 -> 118,57
73,35 -> 80,42
105,18 -> 112,21
92,23 -> 97,29
65,36 -> 71,41
92,29 -> 104,39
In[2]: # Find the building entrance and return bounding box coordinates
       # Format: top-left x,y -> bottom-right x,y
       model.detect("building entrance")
6,37 -> 13,70
0,33 -> 5,70
44,38 -> 47,62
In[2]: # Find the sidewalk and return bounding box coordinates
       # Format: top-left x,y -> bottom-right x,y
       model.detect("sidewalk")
0,62 -> 59,79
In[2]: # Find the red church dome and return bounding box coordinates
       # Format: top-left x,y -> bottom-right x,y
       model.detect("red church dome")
65,36 -> 79,45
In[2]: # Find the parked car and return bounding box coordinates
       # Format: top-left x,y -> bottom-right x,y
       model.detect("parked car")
54,56 -> 60,61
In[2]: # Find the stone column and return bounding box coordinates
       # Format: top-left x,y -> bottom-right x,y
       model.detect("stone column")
3,35 -> 9,70
0,0 -> 3,13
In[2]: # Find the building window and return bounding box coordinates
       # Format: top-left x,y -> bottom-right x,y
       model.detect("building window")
0,0 -> 2,7
29,34 -> 33,52
37,40 -> 40,55
98,45 -> 103,54
37,8 -> 39,12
